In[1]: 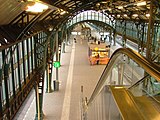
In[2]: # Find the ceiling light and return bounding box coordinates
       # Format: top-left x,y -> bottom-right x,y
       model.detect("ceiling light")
146,13 -> 150,17
60,11 -> 67,15
118,6 -> 123,9
117,14 -> 120,17
132,14 -> 138,17
137,1 -> 146,6
26,2 -> 48,12
108,8 -> 112,11
124,14 -> 127,17
101,1 -> 107,4
49,27 -> 53,31
59,9 -> 67,15
96,3 -> 100,6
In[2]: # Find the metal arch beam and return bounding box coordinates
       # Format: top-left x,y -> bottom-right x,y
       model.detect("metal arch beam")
39,0 -> 104,30
15,10 -> 51,40
67,20 -> 114,31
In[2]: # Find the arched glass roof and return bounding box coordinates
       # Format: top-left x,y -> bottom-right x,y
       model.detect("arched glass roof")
67,10 -> 115,28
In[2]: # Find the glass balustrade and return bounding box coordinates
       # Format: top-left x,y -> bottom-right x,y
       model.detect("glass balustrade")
83,48 -> 160,120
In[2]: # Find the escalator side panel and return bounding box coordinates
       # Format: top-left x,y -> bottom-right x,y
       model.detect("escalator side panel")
110,86 -> 144,120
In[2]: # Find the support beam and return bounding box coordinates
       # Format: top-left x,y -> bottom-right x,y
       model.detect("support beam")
113,30 -> 116,46
53,31 -> 59,91
30,37 -> 34,73
22,40 -> 26,84
0,69 -> 3,119
146,0 -> 154,60
16,44 -> 22,91
4,63 -> 10,119
46,61 -> 52,93
35,73 -> 44,120
26,38 -> 30,78
122,21 -> 126,48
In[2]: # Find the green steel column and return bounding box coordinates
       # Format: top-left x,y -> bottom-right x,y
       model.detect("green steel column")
62,41 -> 65,53
45,67 -> 49,93
136,24 -> 141,53
0,69 -> 3,119
113,21 -> 117,46
46,37 -> 53,93
122,21 -> 126,47
48,63 -> 52,92
34,75 -> 44,120
146,0 -> 154,60
153,25 -> 158,52
113,30 -> 116,46
58,31 -> 62,61
16,44 -> 22,91
66,32 -> 68,45
61,27 -> 65,53
22,40 -> 26,84
46,62 -> 52,93
10,47 -> 16,98
30,37 -> 34,73
53,31 -> 59,91
109,30 -> 112,45
26,38 -> 30,78
10,47 -> 16,115
4,64 -> 10,119
34,35 -> 38,69
141,23 -> 145,54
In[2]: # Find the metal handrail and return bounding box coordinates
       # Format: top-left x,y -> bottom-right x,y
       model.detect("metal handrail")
88,48 -> 160,105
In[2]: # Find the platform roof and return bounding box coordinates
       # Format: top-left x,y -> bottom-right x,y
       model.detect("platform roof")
0,0 -> 159,46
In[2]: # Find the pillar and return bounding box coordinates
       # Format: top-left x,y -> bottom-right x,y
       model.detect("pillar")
146,0 -> 154,60
122,22 -> 126,48
35,74 -> 44,120
62,41 -> 65,53
46,60 -> 52,93
113,30 -> 116,46
53,31 -> 59,91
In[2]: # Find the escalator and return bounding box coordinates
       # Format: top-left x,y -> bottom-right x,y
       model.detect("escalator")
82,48 -> 160,120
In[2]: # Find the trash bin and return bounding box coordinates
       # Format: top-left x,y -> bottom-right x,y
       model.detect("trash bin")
53,80 -> 59,91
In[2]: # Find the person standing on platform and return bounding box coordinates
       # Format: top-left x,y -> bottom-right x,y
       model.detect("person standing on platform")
74,38 -> 77,43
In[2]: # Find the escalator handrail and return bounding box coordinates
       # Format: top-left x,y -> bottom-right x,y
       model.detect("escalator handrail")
88,48 -> 160,105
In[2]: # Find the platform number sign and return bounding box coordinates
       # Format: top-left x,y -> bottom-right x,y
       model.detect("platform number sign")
53,61 -> 60,68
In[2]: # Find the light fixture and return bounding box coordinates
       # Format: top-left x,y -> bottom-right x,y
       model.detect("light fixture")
49,27 -> 53,31
146,13 -> 150,17
137,1 -> 146,6
132,14 -> 138,17
96,3 -> 100,6
59,9 -> 67,15
118,6 -> 123,9
108,8 -> 112,11
117,14 -> 121,17
124,14 -> 127,17
25,2 -> 48,12
60,10 -> 67,15
4,38 -> 8,43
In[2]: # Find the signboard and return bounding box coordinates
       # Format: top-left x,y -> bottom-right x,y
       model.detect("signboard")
53,61 -> 60,68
